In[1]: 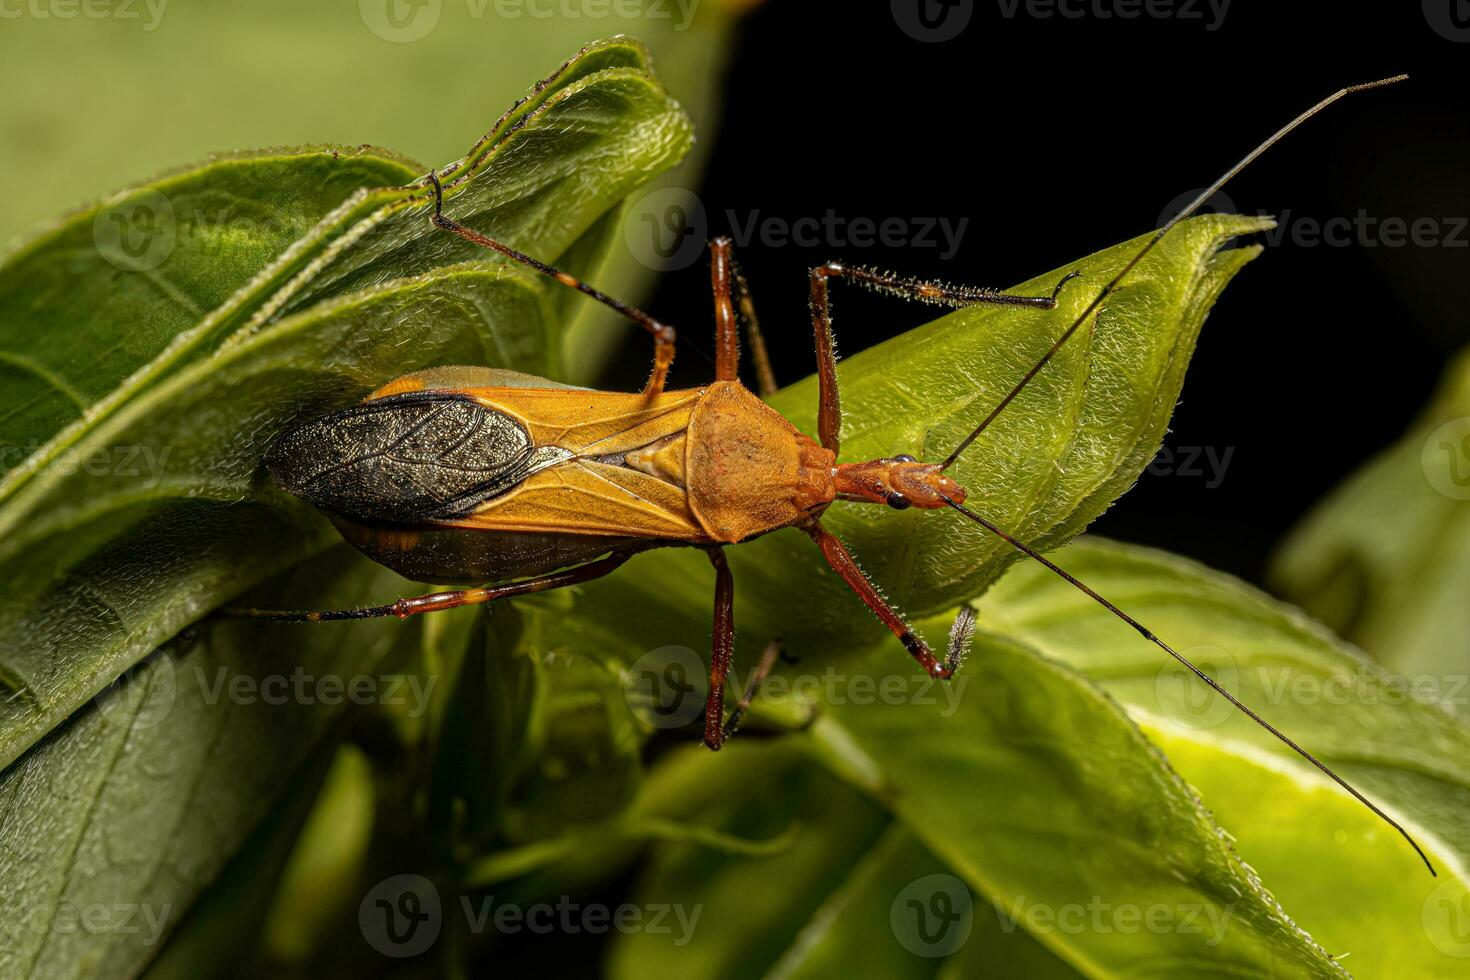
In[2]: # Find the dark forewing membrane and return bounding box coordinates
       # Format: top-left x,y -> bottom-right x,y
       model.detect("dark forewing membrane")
266,392 -> 570,523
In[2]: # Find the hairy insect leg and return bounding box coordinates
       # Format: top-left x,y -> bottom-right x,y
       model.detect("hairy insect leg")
710,237 -> 778,396
219,550 -> 635,623
807,263 -> 1077,455
425,171 -> 677,395
703,546 -> 737,750
805,522 -> 959,679
722,638 -> 784,740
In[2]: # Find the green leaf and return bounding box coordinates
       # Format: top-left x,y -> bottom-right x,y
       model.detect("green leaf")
0,146 -> 421,477
606,741 -> 893,980
0,550 -> 418,979
1270,347 -> 1470,703
143,745 -> 351,979
979,537 -> 1470,978
0,2 -> 745,250
0,36 -> 680,508
603,214 -> 1272,649
0,41 -> 692,771
793,626 -> 1354,977
539,560 -> 1340,975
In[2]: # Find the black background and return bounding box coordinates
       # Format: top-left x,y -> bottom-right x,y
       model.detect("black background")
625,0 -> 1470,585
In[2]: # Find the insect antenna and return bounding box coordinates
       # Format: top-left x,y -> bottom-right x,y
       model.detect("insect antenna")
931,76 -> 1428,870
939,74 -> 1408,472
938,494 -> 1436,877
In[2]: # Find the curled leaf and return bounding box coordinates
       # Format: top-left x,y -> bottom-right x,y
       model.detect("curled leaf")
1271,347 -> 1470,698
621,214 -> 1272,648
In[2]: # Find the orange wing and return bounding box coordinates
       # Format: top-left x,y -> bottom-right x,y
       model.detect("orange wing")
437,386 -> 712,542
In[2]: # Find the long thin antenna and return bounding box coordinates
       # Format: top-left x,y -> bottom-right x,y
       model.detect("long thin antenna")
940,495 -> 1436,876
940,74 -> 1408,471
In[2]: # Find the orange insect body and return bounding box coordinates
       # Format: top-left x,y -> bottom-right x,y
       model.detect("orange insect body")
361,365 -> 960,548
242,67 -> 1434,874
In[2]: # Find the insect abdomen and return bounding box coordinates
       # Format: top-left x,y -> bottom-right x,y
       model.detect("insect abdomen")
329,517 -> 640,585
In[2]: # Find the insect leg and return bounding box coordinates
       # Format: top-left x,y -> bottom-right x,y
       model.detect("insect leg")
805,522 -> 958,679
704,546 -> 736,750
710,237 -> 778,396
425,171 -> 677,395
722,638 -> 784,740
808,264 -> 1078,456
219,549 -> 636,623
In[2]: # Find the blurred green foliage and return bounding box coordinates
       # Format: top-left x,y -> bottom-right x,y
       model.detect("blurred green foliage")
0,0 -> 738,248
0,22 -> 1467,980
1273,349 -> 1470,702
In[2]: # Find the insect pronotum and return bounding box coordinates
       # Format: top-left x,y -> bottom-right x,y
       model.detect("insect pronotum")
227,71 -> 1433,875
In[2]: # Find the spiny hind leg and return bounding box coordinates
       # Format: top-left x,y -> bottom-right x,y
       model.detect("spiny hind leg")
807,263 -> 1079,455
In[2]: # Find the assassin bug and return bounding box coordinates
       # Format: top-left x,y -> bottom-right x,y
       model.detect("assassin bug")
228,72 -> 1434,875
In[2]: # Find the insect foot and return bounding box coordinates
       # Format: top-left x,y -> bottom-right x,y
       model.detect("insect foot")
944,606 -> 978,677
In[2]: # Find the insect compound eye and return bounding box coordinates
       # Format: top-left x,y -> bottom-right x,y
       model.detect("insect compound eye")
893,454 -> 917,463
886,492 -> 912,511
